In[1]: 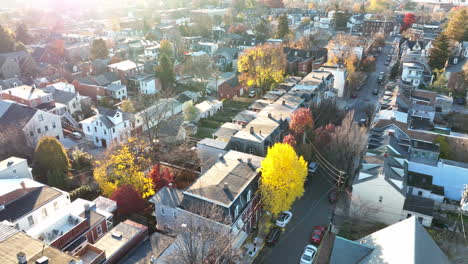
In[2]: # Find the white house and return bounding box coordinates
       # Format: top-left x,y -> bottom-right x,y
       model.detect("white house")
79,108 -> 133,148
0,179 -> 71,231
319,66 -> 347,98
195,99 -> 223,120
128,74 -> 160,95
401,62 -> 425,87
135,98 -> 183,132
0,157 -> 32,180
0,100 -> 64,148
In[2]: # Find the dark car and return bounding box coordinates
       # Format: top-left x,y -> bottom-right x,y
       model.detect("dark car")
328,190 -> 338,204
454,98 -> 465,105
310,226 -> 326,245
351,93 -> 358,99
266,227 -> 282,247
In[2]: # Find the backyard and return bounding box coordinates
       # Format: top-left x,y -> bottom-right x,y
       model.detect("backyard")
194,99 -> 253,139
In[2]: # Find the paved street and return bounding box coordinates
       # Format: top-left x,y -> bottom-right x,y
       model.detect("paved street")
349,37 -> 396,121
253,172 -> 334,264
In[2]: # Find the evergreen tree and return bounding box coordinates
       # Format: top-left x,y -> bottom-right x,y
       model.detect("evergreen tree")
276,14 -> 289,39
255,18 -> 271,42
428,33 -> 450,70
47,169 -> 69,190
90,38 -> 109,60
159,40 -> 173,60
429,69 -> 449,95
444,7 -> 468,42
0,25 -> 16,53
32,137 -> 70,184
390,60 -> 401,79
15,22 -> 31,45
156,54 -> 175,96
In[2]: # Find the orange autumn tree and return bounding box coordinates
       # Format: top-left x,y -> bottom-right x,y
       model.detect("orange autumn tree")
290,107 -> 314,143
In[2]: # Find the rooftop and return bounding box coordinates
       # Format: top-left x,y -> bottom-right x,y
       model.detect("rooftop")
0,156 -> 27,172
27,213 -> 86,244
403,195 -> 434,216
184,151 -> 263,207
94,220 -> 148,260
1,85 -> 50,100
108,60 -> 142,71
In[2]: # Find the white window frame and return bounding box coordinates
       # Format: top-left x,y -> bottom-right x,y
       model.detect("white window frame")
27,215 -> 34,226
97,225 -> 103,237
234,205 -> 239,218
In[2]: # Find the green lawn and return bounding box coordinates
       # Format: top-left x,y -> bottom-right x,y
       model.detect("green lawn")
194,100 -> 251,139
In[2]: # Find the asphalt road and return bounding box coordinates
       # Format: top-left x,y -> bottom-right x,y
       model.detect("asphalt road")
349,37 -> 396,121
253,172 -> 334,264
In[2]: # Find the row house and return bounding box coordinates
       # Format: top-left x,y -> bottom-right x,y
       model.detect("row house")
150,151 -> 264,248
0,100 -> 64,149
127,74 -> 161,95
0,85 -> 54,110
362,19 -> 395,36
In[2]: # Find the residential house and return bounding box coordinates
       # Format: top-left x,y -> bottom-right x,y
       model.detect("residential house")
232,110 -> 257,127
0,157 -> 33,180
0,179 -> 71,231
0,51 -> 36,79
0,223 -> 82,264
134,98 -> 183,133
127,74 -> 161,95
213,123 -> 242,143
315,216 -> 450,264
218,75 -> 244,100
72,72 -> 127,101
195,99 -> 223,120
43,85 -> 83,117
362,19 -> 395,36
0,100 -> 64,148
0,77 -> 22,90
94,220 -> 148,264
150,151 -> 264,247
319,66 -> 348,98
0,85 -> 55,110
107,60 -> 144,84
196,138 -> 229,173
284,47 -> 327,75
401,62 -> 426,88
213,47 -> 238,71
228,93 -> 304,157
190,42 -> 219,56
80,107 -> 133,148
174,90 -> 201,106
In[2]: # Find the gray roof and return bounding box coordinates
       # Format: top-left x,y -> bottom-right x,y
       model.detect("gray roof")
0,101 -> 38,128
105,83 -> 126,92
102,72 -> 120,83
0,51 -> 28,67
0,78 -> 23,90
51,89 -> 77,104
330,236 -> 373,264
198,138 -> 228,149
403,195 -> 434,216
357,216 -> 451,264
151,186 -> 184,208
232,110 -> 256,123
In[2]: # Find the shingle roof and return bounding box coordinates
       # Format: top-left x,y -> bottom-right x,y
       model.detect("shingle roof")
51,89 -> 77,104
329,236 -> 373,264
403,195 -> 434,216
0,101 -> 38,128
0,186 -> 62,222
150,186 -> 184,208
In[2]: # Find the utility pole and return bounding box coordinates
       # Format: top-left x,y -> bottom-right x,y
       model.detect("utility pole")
329,170 -> 346,232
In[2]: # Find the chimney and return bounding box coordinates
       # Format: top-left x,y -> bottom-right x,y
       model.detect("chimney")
20,181 -> 26,190
224,182 -> 229,190
250,126 -> 254,134
259,130 -> 262,136
84,203 -> 91,221
7,161 -> 13,167
268,113 -> 272,119
17,252 -> 27,264
218,153 -> 224,161
247,158 -> 252,164
282,100 -> 286,105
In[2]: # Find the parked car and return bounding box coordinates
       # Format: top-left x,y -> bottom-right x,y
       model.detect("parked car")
372,88 -> 379,95
454,98 -> 465,105
351,93 -> 358,99
328,189 -> 338,204
266,227 -> 282,247
311,226 -> 326,245
70,132 -> 83,140
276,211 -> 293,228
384,60 -> 390,66
249,91 -> 256,98
300,244 -> 318,264
377,72 -> 384,84
359,118 -> 368,127
308,162 -> 318,174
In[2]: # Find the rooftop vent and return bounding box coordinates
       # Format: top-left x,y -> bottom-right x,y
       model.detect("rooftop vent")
224,182 -> 229,190
17,252 -> 26,264
7,161 -> 13,167
112,232 -> 122,239
250,126 -> 254,134
36,256 -> 49,264
282,100 -> 286,105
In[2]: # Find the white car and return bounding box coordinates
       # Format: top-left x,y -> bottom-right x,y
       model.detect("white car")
308,162 -> 318,174
275,211 -> 293,228
300,245 -> 317,264
70,132 -> 83,140
249,91 -> 256,98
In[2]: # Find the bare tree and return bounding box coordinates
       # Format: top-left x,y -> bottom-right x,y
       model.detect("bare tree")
171,203 -> 240,264
137,98 -> 176,148
310,100 -> 345,128
0,126 -> 33,161
325,111 -> 369,181
182,54 -> 220,95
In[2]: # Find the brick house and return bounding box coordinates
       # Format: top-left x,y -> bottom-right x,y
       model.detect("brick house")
218,75 -> 244,99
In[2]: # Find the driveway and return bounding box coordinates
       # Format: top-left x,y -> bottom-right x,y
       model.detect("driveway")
350,37 -> 397,121
253,171 -> 334,264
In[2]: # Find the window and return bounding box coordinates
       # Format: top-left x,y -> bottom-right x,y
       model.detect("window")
97,225 -> 103,237
94,127 -> 97,132
30,131 -> 34,137
124,122 -> 127,128
45,125 -> 48,132
52,122 -> 56,128
72,103 -> 76,108
173,211 -> 177,219
38,114 -> 43,121
418,191 -> 423,196
15,223 -> 19,230
27,215 -> 34,226
42,208 -> 48,217
246,190 -> 252,202
161,208 -> 165,215
104,130 -> 107,135
112,128 -> 116,133
418,217 -> 423,224
378,196 -> 383,203
37,128 -> 41,134
248,146 -> 254,154
234,205 -> 239,218
96,137 -> 99,143
87,126 -> 90,132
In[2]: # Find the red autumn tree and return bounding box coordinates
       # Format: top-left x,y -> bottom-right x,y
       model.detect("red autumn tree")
314,124 -> 335,150
283,134 -> 297,146
401,13 -> 416,32
148,164 -> 175,192
110,184 -> 146,215
290,108 -> 314,135
228,24 -> 248,34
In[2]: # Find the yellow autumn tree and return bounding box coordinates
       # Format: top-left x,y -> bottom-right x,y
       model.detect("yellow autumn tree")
260,143 -> 308,215
94,138 -> 154,198
368,0 -> 390,13
237,44 -> 286,92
